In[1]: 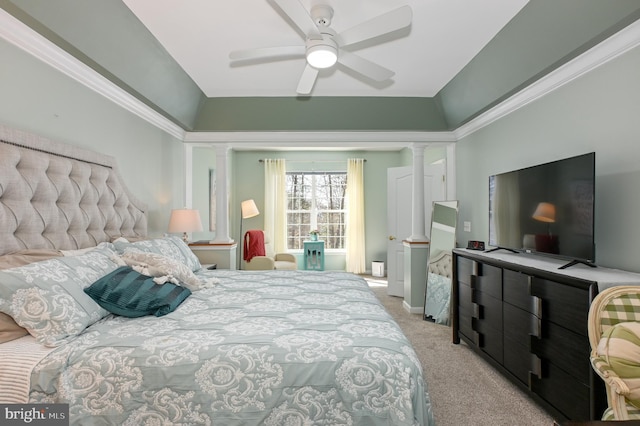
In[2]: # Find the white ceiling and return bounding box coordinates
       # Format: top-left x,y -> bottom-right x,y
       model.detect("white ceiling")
122,0 -> 529,98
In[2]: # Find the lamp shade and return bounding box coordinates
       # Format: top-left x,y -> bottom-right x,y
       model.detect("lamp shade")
168,209 -> 203,233
241,199 -> 260,219
532,202 -> 556,223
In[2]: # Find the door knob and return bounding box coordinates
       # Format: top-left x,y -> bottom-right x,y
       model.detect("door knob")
389,235 -> 396,240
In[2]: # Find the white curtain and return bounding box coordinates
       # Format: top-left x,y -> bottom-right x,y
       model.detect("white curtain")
346,158 -> 365,274
264,159 -> 287,253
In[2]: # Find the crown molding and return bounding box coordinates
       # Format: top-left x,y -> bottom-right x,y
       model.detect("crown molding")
454,16 -> 640,140
183,131 -> 456,150
0,8 -> 186,140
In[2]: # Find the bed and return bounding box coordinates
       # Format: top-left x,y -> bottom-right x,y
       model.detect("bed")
0,124 -> 433,425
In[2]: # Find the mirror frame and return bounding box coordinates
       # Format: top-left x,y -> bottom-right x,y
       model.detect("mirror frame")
423,200 -> 458,324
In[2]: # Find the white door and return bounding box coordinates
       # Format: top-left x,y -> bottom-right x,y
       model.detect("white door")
387,164 -> 445,296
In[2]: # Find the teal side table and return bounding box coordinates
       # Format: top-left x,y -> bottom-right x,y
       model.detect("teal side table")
303,240 -> 325,271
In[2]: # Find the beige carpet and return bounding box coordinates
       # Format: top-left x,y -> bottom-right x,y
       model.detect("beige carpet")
365,278 -> 555,426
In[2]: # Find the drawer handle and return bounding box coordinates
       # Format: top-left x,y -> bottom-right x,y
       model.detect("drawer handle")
527,277 -> 543,318
532,355 -> 542,379
474,331 -> 483,348
529,314 -> 542,339
533,296 -> 543,319
472,261 -> 479,276
471,288 -> 478,304
528,356 -> 543,390
472,303 -> 483,319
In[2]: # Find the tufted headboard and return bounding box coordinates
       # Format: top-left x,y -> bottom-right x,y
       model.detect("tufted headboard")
428,250 -> 452,279
0,124 -> 147,256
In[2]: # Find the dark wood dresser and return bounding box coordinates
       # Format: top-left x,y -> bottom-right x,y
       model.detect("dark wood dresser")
452,248 -> 640,421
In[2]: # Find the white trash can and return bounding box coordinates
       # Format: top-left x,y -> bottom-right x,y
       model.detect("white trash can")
372,261 -> 385,277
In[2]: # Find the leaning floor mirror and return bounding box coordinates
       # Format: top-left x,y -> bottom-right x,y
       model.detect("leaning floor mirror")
424,200 -> 458,325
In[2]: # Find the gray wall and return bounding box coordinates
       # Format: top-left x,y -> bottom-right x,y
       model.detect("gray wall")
194,97 -> 447,131
0,38 -> 185,237
436,0 -> 640,128
6,1 -> 639,133
2,0 -> 205,129
456,43 -> 640,272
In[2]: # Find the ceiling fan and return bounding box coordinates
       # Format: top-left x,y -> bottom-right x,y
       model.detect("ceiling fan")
229,0 -> 412,95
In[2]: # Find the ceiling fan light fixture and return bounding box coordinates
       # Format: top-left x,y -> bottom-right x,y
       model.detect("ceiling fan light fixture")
306,37 -> 338,69
307,45 -> 337,68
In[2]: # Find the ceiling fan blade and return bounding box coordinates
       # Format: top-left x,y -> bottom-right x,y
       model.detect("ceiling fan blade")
272,0 -> 322,40
336,5 -> 412,47
296,64 -> 319,95
229,45 -> 305,62
338,50 -> 395,81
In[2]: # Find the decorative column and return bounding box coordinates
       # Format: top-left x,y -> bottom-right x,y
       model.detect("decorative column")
446,143 -> 456,200
212,144 -> 233,243
403,142 -> 429,313
408,143 -> 428,241
194,144 -> 236,270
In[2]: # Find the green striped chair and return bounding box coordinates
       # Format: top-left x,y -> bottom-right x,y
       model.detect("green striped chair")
589,286 -> 640,420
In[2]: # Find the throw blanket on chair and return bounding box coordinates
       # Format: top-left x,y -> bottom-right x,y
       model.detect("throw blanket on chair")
244,230 -> 265,262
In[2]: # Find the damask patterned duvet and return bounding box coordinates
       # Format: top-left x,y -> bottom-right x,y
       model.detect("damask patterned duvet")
29,270 -> 433,425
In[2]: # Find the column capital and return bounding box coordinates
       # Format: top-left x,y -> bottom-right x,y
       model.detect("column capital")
410,142 -> 428,153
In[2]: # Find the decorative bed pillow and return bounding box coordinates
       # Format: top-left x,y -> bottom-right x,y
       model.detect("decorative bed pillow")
116,251 -> 218,291
114,236 -> 202,272
0,312 -> 28,343
84,266 -> 191,318
596,321 -> 640,409
0,246 -> 119,347
0,249 -> 63,270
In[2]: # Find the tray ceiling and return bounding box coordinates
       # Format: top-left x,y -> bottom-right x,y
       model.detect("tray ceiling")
122,0 -> 529,97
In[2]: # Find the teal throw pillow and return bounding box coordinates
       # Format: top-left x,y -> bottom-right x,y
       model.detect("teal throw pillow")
84,266 -> 191,318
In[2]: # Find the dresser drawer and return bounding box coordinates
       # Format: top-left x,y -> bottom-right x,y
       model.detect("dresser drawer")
503,269 -> 537,314
530,361 -> 591,421
459,310 -> 473,342
472,318 -> 503,364
457,277 -> 474,342
504,334 -> 537,385
530,278 -> 590,336
503,303 -> 539,346
457,256 -> 475,285
472,290 -> 502,331
531,321 -> 591,384
475,263 -> 502,299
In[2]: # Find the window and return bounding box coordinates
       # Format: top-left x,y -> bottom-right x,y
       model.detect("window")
286,172 -> 346,250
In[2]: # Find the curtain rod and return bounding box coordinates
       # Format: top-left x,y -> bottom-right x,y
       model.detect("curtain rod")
258,159 -> 366,163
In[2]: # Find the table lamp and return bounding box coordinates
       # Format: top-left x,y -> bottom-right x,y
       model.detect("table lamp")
168,208 -> 203,243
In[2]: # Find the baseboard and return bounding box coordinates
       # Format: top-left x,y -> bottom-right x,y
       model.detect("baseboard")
402,300 -> 424,315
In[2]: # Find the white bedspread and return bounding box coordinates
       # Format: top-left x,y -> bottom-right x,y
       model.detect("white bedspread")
0,335 -> 55,403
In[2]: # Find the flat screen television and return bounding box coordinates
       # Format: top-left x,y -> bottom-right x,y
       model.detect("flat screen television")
488,152 -> 595,268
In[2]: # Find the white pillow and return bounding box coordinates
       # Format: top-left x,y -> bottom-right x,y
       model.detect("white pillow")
0,246 -> 118,346
117,252 -> 218,291
114,236 -> 202,272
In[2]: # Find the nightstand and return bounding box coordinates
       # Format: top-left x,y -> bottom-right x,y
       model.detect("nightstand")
303,240 -> 324,271
188,241 -> 237,270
